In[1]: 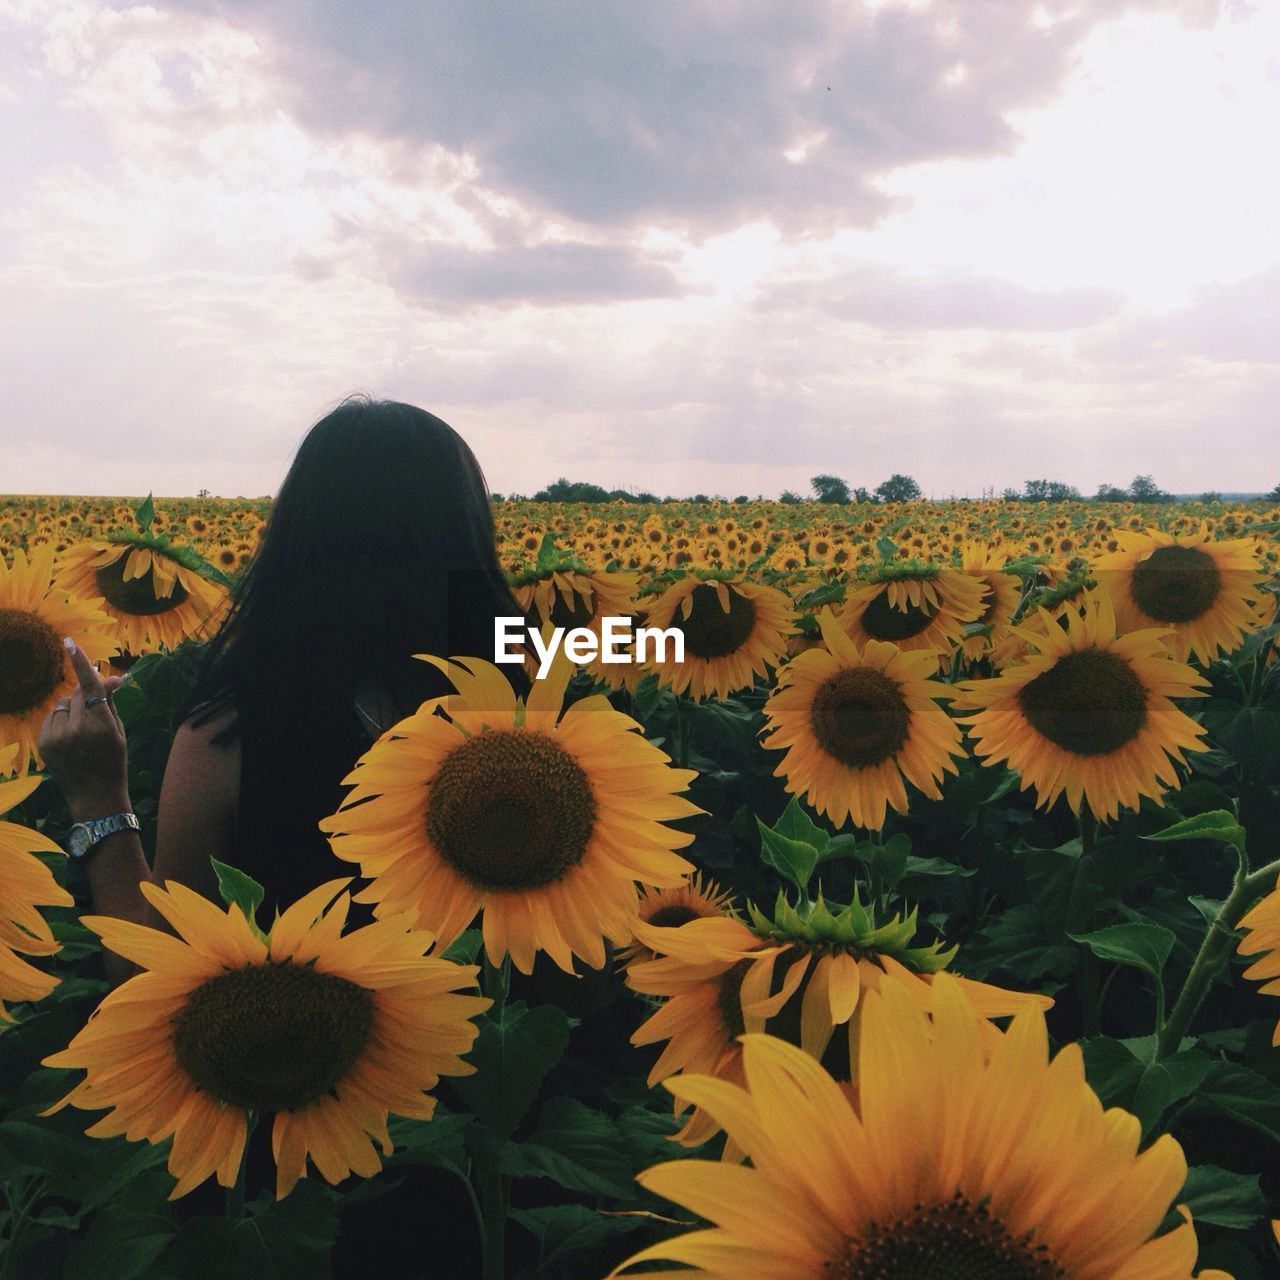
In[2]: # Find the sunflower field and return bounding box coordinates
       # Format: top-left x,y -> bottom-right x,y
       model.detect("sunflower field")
2,490 -> 1280,1278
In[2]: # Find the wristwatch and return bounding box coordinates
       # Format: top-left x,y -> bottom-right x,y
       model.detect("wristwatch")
66,812 -> 140,859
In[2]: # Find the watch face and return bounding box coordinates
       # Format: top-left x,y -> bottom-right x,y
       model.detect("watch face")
68,825 -> 92,858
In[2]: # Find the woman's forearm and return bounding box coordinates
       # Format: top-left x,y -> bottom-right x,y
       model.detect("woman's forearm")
70,793 -> 157,984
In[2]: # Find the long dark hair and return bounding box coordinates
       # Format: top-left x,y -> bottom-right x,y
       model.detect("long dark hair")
182,396 -> 527,743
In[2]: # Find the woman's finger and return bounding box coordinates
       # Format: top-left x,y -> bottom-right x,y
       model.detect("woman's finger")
62,637 -> 108,704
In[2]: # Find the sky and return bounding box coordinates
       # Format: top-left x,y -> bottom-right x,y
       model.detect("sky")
2,0 -> 1278,500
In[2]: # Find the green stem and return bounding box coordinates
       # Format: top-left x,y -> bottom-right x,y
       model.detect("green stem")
473,1136 -> 508,1280
225,1113 -> 254,1219
1156,857 -> 1280,1060
483,953 -> 510,1019
1248,638 -> 1273,705
1069,810 -> 1101,1037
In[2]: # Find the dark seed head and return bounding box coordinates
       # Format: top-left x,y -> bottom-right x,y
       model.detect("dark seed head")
1016,647 -> 1147,756
427,730 -> 597,891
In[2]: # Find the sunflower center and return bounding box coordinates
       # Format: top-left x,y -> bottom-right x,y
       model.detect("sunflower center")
426,729 -> 596,891
1129,544 -> 1221,623
860,590 -> 936,641
95,554 -> 189,616
671,584 -> 758,659
830,1193 -> 1065,1280
172,961 -> 374,1111
548,587 -> 596,630
0,608 -> 65,716
1016,647 -> 1147,756
715,959 -> 754,1039
646,904 -> 701,929
809,668 -> 911,768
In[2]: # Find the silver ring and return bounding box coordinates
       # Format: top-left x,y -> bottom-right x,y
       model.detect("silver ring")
52,705 -> 71,715
84,696 -> 110,708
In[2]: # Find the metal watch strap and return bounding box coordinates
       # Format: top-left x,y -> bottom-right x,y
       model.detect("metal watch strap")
69,812 -> 140,858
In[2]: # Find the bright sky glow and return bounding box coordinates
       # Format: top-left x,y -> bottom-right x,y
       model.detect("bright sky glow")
1,0 -> 1276,500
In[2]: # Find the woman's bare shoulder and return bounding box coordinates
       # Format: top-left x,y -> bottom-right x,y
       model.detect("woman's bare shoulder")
155,699 -> 241,892
165,701 -> 241,811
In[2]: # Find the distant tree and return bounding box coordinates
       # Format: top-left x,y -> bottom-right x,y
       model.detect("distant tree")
691,494 -> 710,504
489,492 -> 504,502
852,486 -> 873,504
779,489 -> 804,504
533,478 -> 612,503
733,494 -> 750,504
1128,474 -> 1173,503
811,474 -> 852,504
1022,479 -> 1080,503
1199,491 -> 1222,504
197,488 -> 211,498
874,474 -> 922,503
1000,486 -> 1022,501
1267,482 -> 1280,502
1094,483 -> 1128,502
634,491 -> 659,504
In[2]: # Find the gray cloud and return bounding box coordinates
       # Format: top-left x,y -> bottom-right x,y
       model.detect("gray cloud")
156,0 -> 1218,230
1081,270 -> 1280,365
768,267 -> 1124,330
393,239 -> 683,305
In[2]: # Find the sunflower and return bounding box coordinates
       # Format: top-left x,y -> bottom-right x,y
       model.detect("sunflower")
614,976 -> 1229,1280
320,652 -> 699,974
628,898 -> 1049,1150
618,871 -> 735,968
511,565 -> 639,635
958,541 -> 1022,662
1237,884 -> 1280,1046
1093,526 -> 1265,663
955,591 -> 1209,822
1,745 -> 73,1020
1,543 -> 117,773
641,577 -> 793,701
762,609 -> 964,831
43,878 -> 489,1200
838,564 -> 986,657
55,538 -> 229,656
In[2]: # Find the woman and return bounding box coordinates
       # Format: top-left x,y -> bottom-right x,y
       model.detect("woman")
38,396 -> 528,1275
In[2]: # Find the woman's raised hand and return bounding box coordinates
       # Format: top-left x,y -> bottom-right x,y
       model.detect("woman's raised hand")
38,638 -> 131,819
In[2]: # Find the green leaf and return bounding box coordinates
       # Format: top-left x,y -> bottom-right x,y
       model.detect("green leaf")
135,493 -> 155,533
66,1207 -> 176,1280
870,834 -> 911,890
1143,810 -> 1246,854
1203,700 -> 1280,776
1131,1063 -> 1173,1136
441,928 -> 483,965
1069,923 -> 1176,982
756,798 -> 827,890
535,532 -> 564,573
209,859 -> 265,930
772,795 -> 827,850
502,1099 -> 633,1198
453,1003 -> 572,1138
1179,1165 -> 1267,1230
1194,1061 -> 1280,1143
385,1110 -> 472,1178
0,1119 -> 85,1177
1082,1037 -> 1145,1107
875,535 -> 898,563
510,1204 -> 651,1272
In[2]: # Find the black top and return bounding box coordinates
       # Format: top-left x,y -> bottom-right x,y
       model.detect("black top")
243,699 -> 372,918
190,696 -> 378,921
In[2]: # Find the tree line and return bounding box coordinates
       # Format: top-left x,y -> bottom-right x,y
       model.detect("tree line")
496,474 -> 1280,505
